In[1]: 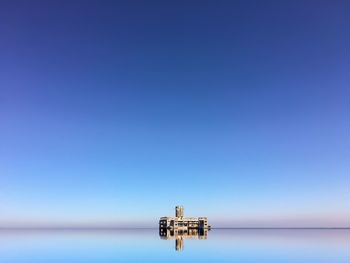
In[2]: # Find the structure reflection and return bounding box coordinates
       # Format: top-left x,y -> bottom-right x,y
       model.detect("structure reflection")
159,228 -> 208,251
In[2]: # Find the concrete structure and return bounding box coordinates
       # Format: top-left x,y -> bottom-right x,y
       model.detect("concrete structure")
159,206 -> 210,231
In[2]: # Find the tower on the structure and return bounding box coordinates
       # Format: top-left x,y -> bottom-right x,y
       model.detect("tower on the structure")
175,205 -> 184,218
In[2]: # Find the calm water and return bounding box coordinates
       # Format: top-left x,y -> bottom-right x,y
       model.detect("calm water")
0,229 -> 349,262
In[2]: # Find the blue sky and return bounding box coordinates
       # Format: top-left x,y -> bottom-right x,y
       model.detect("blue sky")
1,1 -> 350,227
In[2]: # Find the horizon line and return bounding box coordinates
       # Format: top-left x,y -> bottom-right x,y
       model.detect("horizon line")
0,226 -> 350,230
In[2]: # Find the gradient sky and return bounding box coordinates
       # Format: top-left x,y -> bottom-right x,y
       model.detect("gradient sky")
1,0 -> 350,227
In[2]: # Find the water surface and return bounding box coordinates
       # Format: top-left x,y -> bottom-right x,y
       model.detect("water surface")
0,229 -> 349,262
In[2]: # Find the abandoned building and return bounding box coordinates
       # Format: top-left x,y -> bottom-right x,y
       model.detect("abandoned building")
159,206 -> 210,230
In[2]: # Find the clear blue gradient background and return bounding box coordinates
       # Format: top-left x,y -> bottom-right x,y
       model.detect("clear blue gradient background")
0,1 -> 349,227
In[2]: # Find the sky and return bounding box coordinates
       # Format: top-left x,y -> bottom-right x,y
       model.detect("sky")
0,0 -> 350,228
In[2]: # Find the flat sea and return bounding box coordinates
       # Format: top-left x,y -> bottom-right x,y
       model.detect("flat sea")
0,228 -> 349,262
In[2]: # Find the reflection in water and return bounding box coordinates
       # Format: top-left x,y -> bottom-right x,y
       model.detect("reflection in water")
1,229 -> 350,262
159,228 -> 208,251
